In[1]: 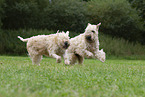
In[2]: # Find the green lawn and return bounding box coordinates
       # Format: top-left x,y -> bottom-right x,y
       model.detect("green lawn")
0,56 -> 145,97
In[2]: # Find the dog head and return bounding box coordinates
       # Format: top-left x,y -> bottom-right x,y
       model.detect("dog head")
85,23 -> 101,43
56,30 -> 70,49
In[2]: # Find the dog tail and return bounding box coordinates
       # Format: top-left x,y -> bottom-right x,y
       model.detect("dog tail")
18,36 -> 29,42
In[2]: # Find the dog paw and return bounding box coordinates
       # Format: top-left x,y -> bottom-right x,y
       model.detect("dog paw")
87,52 -> 94,57
56,56 -> 61,63
65,60 -> 70,65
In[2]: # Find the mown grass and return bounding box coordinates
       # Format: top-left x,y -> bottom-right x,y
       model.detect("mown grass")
0,56 -> 145,97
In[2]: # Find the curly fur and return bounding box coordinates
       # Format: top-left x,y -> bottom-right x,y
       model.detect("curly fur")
18,31 -> 70,65
64,23 -> 106,65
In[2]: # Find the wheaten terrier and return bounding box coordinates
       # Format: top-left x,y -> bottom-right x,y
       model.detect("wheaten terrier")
64,23 -> 105,65
18,31 -> 70,65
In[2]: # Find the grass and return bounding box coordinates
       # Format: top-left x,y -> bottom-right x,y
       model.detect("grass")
0,56 -> 145,97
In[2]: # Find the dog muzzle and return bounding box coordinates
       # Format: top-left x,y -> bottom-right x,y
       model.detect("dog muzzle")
85,35 -> 93,42
63,41 -> 70,49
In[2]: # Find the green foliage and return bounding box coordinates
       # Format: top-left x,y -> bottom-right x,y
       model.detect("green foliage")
2,0 -> 41,29
127,0 -> 145,21
2,0 -> 88,32
127,0 -> 145,44
42,0 -> 88,32
87,0 -> 144,42
0,0 -> 4,28
1,0 -> 145,56
99,33 -> 145,58
1,0 -> 144,43
0,56 -> 145,97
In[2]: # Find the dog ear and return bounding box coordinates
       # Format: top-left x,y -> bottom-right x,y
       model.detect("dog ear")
57,30 -> 59,33
60,31 -> 66,35
87,23 -> 91,26
96,23 -> 101,30
66,31 -> 69,36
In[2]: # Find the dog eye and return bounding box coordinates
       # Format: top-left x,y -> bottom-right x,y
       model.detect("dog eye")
92,30 -> 95,33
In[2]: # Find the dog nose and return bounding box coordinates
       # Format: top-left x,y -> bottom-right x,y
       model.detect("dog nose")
63,41 -> 70,49
64,41 -> 68,46
86,36 -> 91,39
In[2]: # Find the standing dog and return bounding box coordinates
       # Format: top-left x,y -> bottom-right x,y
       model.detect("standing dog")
64,23 -> 105,65
18,31 -> 70,65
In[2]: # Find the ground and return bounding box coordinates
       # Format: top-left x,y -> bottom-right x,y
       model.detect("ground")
0,56 -> 145,97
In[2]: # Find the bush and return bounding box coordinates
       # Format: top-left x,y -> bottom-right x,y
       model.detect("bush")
87,0 -> 144,42
127,0 -> 145,44
0,0 -> 4,29
2,0 -> 88,32
1,0 -> 145,44
42,0 -> 88,32
2,0 -> 41,29
99,33 -> 145,58
127,0 -> 145,22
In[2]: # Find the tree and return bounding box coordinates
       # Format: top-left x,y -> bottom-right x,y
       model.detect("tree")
87,0 -> 144,42
0,0 -> 4,29
127,0 -> 145,22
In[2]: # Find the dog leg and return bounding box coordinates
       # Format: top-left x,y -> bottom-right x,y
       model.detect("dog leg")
64,54 -> 70,65
94,49 -> 106,62
31,55 -> 42,65
51,54 -> 61,63
64,53 -> 77,65
78,56 -> 84,64
84,50 -> 94,58
75,54 -> 84,64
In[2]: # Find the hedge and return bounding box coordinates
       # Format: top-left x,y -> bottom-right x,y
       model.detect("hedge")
87,0 -> 144,42
2,0 -> 88,32
0,0 -> 145,44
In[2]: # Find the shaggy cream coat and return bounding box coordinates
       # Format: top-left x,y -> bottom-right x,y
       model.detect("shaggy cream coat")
18,31 -> 70,65
64,23 -> 105,65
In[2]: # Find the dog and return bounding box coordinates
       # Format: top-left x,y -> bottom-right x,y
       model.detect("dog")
64,23 -> 105,65
18,31 -> 70,65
